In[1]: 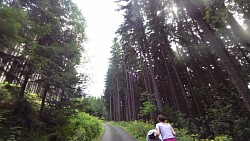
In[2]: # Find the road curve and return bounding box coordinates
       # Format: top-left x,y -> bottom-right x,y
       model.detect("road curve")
100,123 -> 137,141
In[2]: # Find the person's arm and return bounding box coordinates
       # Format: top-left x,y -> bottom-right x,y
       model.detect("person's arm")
155,128 -> 160,136
155,124 -> 160,136
172,127 -> 176,136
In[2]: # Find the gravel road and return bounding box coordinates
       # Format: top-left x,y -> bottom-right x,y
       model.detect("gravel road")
100,123 -> 137,141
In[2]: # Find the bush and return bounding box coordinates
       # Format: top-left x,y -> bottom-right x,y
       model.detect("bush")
111,121 -> 194,141
175,128 -> 194,141
214,135 -> 232,141
0,83 -> 42,141
0,83 -> 104,141
56,112 -> 103,141
111,121 -> 153,141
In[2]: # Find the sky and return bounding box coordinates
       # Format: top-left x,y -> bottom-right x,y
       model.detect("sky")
73,0 -> 123,97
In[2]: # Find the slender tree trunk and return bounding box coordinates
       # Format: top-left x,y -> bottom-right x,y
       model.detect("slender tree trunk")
172,63 -> 191,112
116,75 -> 121,121
125,64 -> 132,121
124,62 -> 130,121
140,51 -> 154,120
184,66 -> 203,116
138,25 -> 163,112
19,66 -> 32,97
139,48 -> 153,95
39,84 -> 49,116
162,54 -> 179,110
113,93 -> 117,121
133,0 -> 163,113
109,90 -> 112,121
179,0 -> 250,112
129,73 -> 136,120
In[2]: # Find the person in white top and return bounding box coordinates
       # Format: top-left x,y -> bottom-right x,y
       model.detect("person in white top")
155,115 -> 176,141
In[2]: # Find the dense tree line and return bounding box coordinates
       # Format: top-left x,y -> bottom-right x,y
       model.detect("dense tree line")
0,0 -> 96,140
104,0 -> 250,140
0,0 -> 86,115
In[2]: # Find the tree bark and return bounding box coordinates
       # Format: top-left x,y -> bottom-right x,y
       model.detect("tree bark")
109,90 -> 113,121
138,23 -> 163,113
39,84 -> 49,116
179,0 -> 250,112
19,66 -> 32,97
129,73 -> 136,120
116,74 -> 121,121
133,0 -> 163,113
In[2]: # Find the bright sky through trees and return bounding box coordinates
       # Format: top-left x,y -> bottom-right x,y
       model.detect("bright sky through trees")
73,0 -> 123,97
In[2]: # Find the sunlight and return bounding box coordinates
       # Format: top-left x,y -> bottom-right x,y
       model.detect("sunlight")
225,1 -> 247,29
173,5 -> 178,18
173,5 -> 178,15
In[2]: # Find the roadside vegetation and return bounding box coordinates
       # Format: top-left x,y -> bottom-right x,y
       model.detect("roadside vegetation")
0,0 -> 105,140
0,82 -> 104,141
110,120 -> 232,141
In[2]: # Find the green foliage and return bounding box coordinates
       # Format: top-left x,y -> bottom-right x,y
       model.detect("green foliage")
0,82 -> 20,100
205,4 -> 228,25
111,121 -> 195,141
139,101 -> 157,116
174,128 -> 194,141
233,117 -> 250,139
206,100 -> 250,140
25,93 -> 41,111
163,105 -> 189,129
214,135 -> 232,141
110,121 -> 153,141
0,83 -> 103,141
85,96 -> 105,118
207,104 -> 233,135
139,92 -> 157,117
0,83 -> 41,141
0,0 -> 94,140
56,112 -> 103,141
0,6 -> 27,47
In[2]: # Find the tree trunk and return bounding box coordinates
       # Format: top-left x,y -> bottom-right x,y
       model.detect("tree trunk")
138,24 -> 163,112
179,0 -> 250,112
19,66 -> 32,97
109,90 -> 112,121
124,62 -> 130,121
113,93 -> 117,121
39,84 -> 49,116
129,73 -> 136,120
116,75 -> 121,121
133,0 -> 163,113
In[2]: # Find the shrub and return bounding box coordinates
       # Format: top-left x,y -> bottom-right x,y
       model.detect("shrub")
56,112 -> 103,141
175,128 -> 194,141
0,83 -> 41,141
214,135 -> 232,141
110,121 -> 153,141
111,121 -> 194,141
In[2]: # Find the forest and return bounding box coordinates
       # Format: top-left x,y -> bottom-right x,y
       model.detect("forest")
0,0 -> 249,141
0,0 -> 104,140
104,0 -> 250,140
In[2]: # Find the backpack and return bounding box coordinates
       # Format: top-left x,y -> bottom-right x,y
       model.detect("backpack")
148,132 -> 155,139
148,132 -> 160,141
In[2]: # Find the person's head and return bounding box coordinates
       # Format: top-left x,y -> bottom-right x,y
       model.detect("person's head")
157,115 -> 166,122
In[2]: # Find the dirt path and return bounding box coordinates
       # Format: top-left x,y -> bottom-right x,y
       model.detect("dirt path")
100,123 -> 137,141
